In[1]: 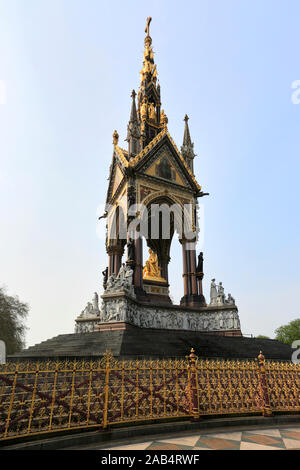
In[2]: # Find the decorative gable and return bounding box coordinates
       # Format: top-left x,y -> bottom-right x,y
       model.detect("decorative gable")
144,148 -> 186,187
133,132 -> 201,192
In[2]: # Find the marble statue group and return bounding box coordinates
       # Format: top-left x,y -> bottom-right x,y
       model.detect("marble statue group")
210,279 -> 235,306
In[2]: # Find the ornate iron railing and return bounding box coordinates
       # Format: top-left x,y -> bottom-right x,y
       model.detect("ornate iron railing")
0,350 -> 299,442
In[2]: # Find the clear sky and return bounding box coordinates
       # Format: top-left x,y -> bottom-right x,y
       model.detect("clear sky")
0,0 -> 299,347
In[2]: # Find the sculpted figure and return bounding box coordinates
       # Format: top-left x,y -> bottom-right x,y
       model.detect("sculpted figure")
141,96 -> 148,120
156,315 -> 162,329
217,282 -> 225,305
177,316 -> 183,329
127,238 -> 135,262
218,312 -> 224,329
149,102 -> 156,121
102,267 -> 108,290
92,292 -> 100,313
105,264 -> 135,295
143,249 -> 162,280
124,266 -> 134,285
106,274 -> 115,290
210,279 -> 218,305
83,302 -> 94,317
107,304 -> 117,322
196,252 -> 204,274
233,314 -> 240,329
116,263 -> 126,281
227,312 -> 234,329
226,293 -> 235,305
160,109 -> 167,124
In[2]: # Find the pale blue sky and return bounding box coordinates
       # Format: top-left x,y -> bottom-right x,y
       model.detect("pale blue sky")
0,0 -> 299,347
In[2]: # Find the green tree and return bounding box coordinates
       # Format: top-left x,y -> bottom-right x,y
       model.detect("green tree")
275,319 -> 300,345
256,335 -> 270,339
0,287 -> 28,354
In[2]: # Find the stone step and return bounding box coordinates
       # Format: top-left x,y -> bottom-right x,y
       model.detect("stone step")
9,328 -> 293,362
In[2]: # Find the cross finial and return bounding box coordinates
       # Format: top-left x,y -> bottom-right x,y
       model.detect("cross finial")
145,16 -> 152,36
184,114 -> 189,122
131,89 -> 136,99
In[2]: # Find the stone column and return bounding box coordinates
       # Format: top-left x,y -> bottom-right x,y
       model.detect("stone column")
197,275 -> 204,296
108,252 -> 114,277
181,241 -> 206,307
107,247 -> 123,276
114,252 -> 122,276
182,241 -> 189,297
189,245 -> 198,296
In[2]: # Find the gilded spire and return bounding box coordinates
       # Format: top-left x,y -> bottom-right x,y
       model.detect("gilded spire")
140,18 -> 157,88
137,17 -> 166,147
181,115 -> 196,173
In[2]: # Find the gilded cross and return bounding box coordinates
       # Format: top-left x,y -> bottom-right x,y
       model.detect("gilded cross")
145,16 -> 152,36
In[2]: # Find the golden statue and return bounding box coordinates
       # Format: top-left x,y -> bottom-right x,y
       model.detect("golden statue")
143,249 -> 166,282
149,102 -> 156,121
112,130 -> 119,145
141,96 -> 148,120
160,109 -> 168,128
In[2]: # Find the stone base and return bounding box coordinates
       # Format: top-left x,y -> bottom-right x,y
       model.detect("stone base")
75,291 -> 242,335
180,294 -> 206,308
142,279 -> 172,304
75,315 -> 99,334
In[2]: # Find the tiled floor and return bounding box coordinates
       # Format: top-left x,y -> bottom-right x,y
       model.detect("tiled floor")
103,425 -> 300,450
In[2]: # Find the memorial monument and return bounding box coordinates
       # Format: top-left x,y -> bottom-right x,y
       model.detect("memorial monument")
75,18 -> 242,338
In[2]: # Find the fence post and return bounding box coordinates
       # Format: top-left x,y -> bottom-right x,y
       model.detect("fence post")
257,351 -> 273,417
188,348 -> 200,421
102,350 -> 111,429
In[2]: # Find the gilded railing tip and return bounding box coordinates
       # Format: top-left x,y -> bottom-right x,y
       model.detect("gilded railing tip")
258,351 -> 265,361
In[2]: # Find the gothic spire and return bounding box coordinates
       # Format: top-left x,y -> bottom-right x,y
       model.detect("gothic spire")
137,18 -> 166,147
183,114 -> 192,146
129,89 -> 138,122
126,90 -> 141,158
181,115 -> 196,173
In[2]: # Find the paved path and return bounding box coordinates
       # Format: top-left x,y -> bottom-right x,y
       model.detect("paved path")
101,425 -> 300,450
